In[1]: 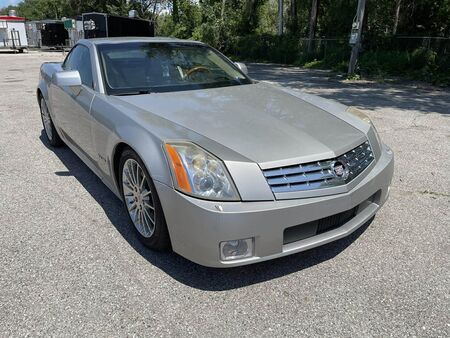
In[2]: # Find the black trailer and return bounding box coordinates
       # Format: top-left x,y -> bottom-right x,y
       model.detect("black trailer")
39,20 -> 69,49
82,12 -> 154,39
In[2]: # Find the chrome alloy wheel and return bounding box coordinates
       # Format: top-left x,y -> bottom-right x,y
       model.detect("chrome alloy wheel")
122,158 -> 156,238
40,99 -> 53,141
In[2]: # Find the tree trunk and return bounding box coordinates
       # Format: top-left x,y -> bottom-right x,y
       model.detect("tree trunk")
290,0 -> 298,32
393,0 -> 401,35
307,0 -> 319,53
221,0 -> 226,20
173,0 -> 179,23
277,0 -> 283,35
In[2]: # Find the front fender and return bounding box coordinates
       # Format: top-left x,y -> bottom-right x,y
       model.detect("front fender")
112,127 -> 172,187
37,62 -> 63,114
90,95 -> 174,197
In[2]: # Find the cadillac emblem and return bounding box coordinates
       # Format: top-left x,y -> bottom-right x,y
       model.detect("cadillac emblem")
331,161 -> 349,179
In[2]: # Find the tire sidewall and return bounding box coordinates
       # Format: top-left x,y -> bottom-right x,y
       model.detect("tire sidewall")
40,97 -> 63,147
40,98 -> 53,143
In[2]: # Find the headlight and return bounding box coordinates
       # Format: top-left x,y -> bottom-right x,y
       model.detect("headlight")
346,106 -> 383,145
164,142 -> 240,201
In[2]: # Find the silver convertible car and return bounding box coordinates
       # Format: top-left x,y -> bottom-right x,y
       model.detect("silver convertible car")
37,37 -> 394,267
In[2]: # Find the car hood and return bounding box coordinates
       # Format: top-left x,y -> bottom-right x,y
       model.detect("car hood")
116,82 -> 366,168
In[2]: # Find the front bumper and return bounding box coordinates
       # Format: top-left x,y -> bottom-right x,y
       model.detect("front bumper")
155,145 -> 394,268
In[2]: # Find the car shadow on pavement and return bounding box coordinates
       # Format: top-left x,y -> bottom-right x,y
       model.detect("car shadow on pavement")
41,131 -> 372,292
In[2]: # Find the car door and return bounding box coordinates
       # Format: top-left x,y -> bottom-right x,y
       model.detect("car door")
55,44 -> 97,163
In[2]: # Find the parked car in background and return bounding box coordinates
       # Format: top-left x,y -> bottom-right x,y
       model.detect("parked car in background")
37,37 -> 394,267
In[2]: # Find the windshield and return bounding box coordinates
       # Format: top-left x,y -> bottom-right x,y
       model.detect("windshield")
97,42 -> 252,95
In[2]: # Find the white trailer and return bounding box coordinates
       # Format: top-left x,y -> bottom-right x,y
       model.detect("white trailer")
0,11 -> 28,52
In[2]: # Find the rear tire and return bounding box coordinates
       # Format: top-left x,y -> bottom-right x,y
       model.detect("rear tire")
119,148 -> 171,251
40,97 -> 63,147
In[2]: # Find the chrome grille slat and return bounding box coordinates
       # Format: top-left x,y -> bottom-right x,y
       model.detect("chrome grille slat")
267,170 -> 336,185
346,154 -> 371,169
263,141 -> 374,194
344,148 -> 367,162
263,161 -> 332,178
272,179 -> 342,193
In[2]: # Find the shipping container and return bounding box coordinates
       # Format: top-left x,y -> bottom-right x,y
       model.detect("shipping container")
82,12 -> 154,39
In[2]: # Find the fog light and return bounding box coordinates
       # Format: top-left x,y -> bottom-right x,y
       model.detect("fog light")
220,238 -> 254,261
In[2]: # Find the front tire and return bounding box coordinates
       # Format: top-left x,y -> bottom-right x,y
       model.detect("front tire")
40,97 -> 63,147
119,148 -> 171,250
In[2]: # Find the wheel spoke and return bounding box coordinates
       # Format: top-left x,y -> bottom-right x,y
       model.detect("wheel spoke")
125,163 -> 134,185
128,165 -> 137,186
140,211 -> 149,236
142,210 -> 153,233
136,164 -> 141,186
123,168 -> 133,187
123,182 -> 134,194
142,190 -> 152,198
143,207 -> 155,225
139,173 -> 146,190
144,201 -> 154,211
132,161 -> 139,186
137,210 -> 143,227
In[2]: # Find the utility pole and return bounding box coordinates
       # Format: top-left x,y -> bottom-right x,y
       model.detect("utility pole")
277,0 -> 283,35
348,0 -> 366,75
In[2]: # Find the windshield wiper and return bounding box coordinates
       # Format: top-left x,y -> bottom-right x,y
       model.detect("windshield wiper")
113,90 -> 152,96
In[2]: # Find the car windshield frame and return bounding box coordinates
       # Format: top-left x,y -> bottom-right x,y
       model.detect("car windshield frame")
96,42 -> 253,96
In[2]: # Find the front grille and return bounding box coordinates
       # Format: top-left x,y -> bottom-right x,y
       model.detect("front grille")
283,206 -> 358,245
263,141 -> 374,194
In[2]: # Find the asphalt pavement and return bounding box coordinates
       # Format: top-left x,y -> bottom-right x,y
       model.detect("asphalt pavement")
0,51 -> 449,337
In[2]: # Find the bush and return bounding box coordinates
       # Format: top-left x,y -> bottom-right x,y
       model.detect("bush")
359,48 -> 450,85
232,34 -> 300,64
360,51 -> 410,75
410,47 -> 436,70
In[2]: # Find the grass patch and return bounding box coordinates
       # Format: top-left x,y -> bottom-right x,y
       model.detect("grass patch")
303,60 -> 324,69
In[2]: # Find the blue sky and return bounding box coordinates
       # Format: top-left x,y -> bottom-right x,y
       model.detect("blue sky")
0,0 -> 21,9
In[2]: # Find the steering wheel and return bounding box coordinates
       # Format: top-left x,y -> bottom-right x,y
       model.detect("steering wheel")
185,66 -> 210,78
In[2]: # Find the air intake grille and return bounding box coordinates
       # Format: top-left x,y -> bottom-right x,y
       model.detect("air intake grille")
263,141 -> 374,193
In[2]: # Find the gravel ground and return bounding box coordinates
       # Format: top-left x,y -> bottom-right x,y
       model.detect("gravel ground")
0,51 -> 449,337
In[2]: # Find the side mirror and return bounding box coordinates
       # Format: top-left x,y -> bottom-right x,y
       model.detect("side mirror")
234,62 -> 248,75
52,70 -> 82,87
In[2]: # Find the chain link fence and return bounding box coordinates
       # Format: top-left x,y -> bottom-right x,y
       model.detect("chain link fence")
298,36 -> 450,60
232,34 -> 450,84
